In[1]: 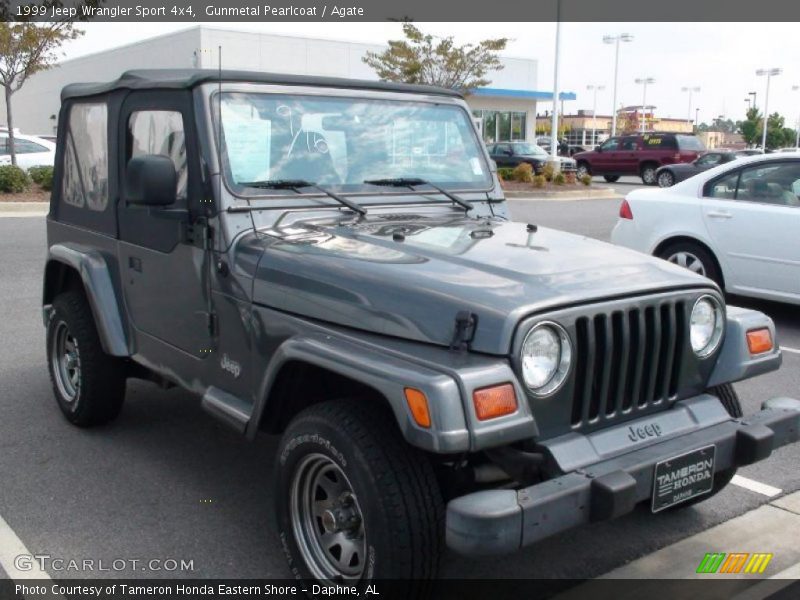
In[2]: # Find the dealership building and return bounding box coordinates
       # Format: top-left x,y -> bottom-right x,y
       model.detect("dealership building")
1,26 -> 575,143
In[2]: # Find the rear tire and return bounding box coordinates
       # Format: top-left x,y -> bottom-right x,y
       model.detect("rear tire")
603,175 -> 620,182
640,163 -> 659,185
275,400 -> 443,593
656,240 -> 723,288
46,290 -> 126,427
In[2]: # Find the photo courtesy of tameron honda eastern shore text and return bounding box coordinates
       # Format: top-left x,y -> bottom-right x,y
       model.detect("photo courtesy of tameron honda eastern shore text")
41,69 -> 800,588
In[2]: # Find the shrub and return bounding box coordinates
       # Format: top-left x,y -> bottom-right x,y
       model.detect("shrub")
564,172 -> 577,185
532,175 -> 546,188
0,165 -> 31,193
497,167 -> 515,181
580,174 -> 592,186
541,163 -> 555,182
553,172 -> 566,186
28,165 -> 54,191
511,162 -> 534,183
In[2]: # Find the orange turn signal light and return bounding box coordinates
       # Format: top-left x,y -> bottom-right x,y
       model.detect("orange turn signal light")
404,388 -> 431,428
746,328 -> 773,355
473,383 -> 518,421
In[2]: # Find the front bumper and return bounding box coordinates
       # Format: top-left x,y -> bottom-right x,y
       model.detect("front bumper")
446,396 -> 800,556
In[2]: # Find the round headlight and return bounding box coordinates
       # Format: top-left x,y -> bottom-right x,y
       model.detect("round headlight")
521,322 -> 572,395
690,296 -> 724,357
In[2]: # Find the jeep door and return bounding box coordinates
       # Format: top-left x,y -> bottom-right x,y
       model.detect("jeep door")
116,92 -> 213,356
618,136 -> 641,175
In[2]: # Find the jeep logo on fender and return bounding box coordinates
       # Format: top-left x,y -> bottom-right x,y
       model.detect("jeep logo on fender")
628,422 -> 663,442
220,354 -> 242,379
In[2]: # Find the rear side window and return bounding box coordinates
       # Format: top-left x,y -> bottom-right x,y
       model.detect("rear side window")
127,111 -> 187,200
62,103 -> 108,211
641,134 -> 678,150
676,135 -> 705,151
621,137 -> 639,151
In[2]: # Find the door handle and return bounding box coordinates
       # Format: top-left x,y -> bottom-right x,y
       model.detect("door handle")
706,211 -> 733,219
128,256 -> 143,272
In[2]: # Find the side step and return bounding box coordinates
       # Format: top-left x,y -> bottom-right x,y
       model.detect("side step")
201,386 -> 251,434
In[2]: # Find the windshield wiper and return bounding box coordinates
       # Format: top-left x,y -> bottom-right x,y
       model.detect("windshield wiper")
364,178 -> 473,213
238,179 -> 367,217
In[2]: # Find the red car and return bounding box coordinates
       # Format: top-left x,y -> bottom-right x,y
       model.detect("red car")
574,132 -> 705,185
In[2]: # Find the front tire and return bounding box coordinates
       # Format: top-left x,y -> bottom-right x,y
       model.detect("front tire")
657,240 -> 723,288
576,162 -> 591,178
46,290 -> 126,426
603,175 -> 620,182
276,400 -> 443,591
657,170 -> 675,187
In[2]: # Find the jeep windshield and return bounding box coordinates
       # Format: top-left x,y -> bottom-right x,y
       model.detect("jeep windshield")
215,92 -> 492,197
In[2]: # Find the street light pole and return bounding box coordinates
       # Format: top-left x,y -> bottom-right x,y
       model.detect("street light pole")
793,85 -> 799,149
749,91 -> 757,111
635,77 -> 655,133
550,1 -> 562,160
586,84 -> 605,147
682,86 -> 700,123
756,68 -> 782,150
603,33 -> 633,138
695,108 -> 700,131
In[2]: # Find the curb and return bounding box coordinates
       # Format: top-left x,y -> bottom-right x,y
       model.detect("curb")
0,202 -> 49,217
503,188 -> 620,201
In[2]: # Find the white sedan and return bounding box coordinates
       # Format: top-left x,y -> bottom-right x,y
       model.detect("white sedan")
611,154 -> 800,305
0,132 -> 56,169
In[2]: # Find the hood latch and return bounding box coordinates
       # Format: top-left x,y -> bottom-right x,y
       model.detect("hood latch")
450,311 -> 478,351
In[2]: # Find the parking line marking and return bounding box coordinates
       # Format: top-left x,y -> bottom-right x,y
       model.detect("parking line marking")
0,513 -> 52,580
731,475 -> 783,498
781,346 -> 800,355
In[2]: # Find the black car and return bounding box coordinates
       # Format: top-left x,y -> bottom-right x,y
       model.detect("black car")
656,150 -> 741,187
488,141 -> 576,173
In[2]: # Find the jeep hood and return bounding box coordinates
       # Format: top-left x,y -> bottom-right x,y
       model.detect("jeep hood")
246,213 -> 709,355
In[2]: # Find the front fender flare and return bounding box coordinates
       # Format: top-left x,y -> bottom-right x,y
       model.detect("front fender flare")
44,244 -> 130,357
247,334 -> 471,453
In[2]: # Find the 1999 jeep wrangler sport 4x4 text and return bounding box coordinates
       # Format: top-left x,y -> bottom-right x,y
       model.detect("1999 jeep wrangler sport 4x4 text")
43,70 -> 800,589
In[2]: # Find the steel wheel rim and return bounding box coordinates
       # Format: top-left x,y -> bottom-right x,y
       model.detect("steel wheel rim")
51,320 -> 81,402
668,251 -> 707,276
658,172 -> 673,187
643,168 -> 657,184
577,165 -> 588,178
290,453 -> 367,581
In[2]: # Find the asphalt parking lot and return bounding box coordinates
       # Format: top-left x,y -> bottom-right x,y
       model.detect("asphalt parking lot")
0,195 -> 798,581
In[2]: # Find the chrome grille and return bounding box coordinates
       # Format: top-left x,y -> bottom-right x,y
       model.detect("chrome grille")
570,299 -> 686,428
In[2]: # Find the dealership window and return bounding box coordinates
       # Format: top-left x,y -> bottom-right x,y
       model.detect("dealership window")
62,103 -> 108,211
472,110 -> 527,143
127,111 -> 188,200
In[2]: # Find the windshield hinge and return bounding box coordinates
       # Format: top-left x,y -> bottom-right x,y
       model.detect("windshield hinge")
450,311 -> 478,351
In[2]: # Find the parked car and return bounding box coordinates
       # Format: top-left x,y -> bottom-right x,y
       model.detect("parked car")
612,154 -> 800,304
488,141 -> 576,173
42,70 -> 800,588
655,150 -> 741,187
0,132 -> 56,169
574,132 -> 706,185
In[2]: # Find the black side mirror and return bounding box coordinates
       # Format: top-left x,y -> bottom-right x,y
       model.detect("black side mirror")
126,155 -> 177,206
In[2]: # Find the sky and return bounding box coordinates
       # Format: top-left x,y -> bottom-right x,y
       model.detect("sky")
57,22 -> 800,127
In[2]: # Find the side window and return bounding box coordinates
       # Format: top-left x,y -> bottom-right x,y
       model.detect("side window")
696,154 -> 721,167
497,144 -> 512,155
705,171 -> 739,199
737,163 -> 800,206
621,137 -> 639,151
599,137 -> 618,151
127,111 -> 187,200
62,103 -> 108,211
14,140 -> 48,154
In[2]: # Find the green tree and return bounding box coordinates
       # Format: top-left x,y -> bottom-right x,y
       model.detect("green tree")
363,23 -> 509,93
759,112 -> 793,149
738,107 -> 762,147
0,22 -> 82,166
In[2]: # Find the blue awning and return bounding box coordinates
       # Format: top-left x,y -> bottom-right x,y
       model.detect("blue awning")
471,87 -> 576,101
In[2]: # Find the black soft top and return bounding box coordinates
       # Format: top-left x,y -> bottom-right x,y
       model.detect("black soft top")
61,69 -> 464,101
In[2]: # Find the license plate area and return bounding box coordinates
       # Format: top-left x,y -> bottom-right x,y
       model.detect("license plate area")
652,445 -> 716,512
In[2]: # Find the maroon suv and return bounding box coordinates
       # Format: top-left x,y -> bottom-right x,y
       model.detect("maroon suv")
573,132 -> 705,185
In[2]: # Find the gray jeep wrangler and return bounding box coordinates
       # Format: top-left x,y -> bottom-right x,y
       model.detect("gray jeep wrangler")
43,69 -> 800,586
